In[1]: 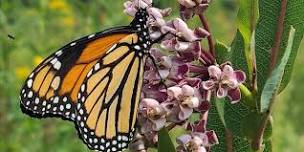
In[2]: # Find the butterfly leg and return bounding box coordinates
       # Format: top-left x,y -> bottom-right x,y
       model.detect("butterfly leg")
147,54 -> 168,89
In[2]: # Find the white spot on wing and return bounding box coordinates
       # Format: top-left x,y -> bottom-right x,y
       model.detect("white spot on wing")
53,96 -> 59,103
27,79 -> 33,88
88,34 -> 95,39
66,103 -> 71,109
134,45 -> 141,50
28,91 -> 33,98
55,50 -> 63,56
94,63 -> 100,70
34,98 -> 39,104
70,42 -> 76,46
53,61 -> 61,70
50,58 -> 58,65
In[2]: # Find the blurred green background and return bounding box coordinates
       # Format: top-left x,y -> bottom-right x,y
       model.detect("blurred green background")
0,0 -> 303,151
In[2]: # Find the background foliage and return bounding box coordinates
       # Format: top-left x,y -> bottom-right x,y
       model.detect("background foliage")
0,0 -> 303,151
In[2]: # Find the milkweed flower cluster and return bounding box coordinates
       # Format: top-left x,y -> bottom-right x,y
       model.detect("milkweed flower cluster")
124,0 -> 245,151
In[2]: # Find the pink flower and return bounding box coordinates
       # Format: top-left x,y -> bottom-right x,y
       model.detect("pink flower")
147,7 -> 172,39
163,85 -> 200,122
162,18 -> 205,42
176,133 -> 207,152
202,63 -> 246,103
178,0 -> 210,20
176,130 -> 218,152
138,98 -> 167,133
188,119 -> 219,146
124,0 -> 153,16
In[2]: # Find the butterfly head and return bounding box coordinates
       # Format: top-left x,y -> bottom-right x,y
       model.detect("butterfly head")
130,8 -> 149,32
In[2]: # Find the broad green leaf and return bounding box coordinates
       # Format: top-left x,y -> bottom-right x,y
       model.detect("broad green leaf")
158,128 -> 176,152
207,99 -> 251,152
215,40 -> 230,64
207,100 -> 228,152
255,0 -> 304,93
260,27 -> 295,113
241,112 -> 273,141
208,98 -> 273,151
230,30 -> 250,84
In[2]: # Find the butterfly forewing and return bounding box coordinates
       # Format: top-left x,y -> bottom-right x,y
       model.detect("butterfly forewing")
20,27 -> 132,121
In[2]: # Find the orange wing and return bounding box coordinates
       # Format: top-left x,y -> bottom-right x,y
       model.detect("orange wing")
20,27 -> 133,121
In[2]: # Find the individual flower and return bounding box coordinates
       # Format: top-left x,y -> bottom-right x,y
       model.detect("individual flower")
138,98 -> 167,133
147,7 -> 172,40
178,0 -> 211,20
176,129 -> 218,152
176,133 -> 207,152
202,63 -> 246,103
124,0 -> 153,16
163,85 -> 200,122
162,18 -> 206,42
188,119 -> 218,146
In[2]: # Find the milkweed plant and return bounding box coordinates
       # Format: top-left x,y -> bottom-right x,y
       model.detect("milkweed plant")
124,0 -> 303,152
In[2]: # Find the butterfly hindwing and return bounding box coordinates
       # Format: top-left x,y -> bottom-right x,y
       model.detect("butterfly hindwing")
75,33 -> 146,151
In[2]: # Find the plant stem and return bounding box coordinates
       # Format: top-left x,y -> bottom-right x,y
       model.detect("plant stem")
269,0 -> 288,73
251,112 -> 270,150
198,14 -> 215,57
239,84 -> 256,108
250,0 -> 258,33
253,0 -> 288,150
225,128 -> 233,152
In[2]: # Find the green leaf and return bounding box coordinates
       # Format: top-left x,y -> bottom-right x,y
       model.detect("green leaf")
236,0 -> 258,43
215,98 -> 227,127
207,99 -> 251,152
230,30 -> 250,84
215,40 -> 230,64
235,0 -> 258,85
158,128 -> 176,152
260,27 -> 295,113
207,100 -> 228,152
241,112 -> 273,141
255,0 -> 304,93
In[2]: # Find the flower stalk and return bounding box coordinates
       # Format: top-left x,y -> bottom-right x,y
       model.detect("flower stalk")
198,14 -> 215,57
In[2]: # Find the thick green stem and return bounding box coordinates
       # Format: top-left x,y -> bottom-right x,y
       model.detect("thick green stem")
239,84 -> 256,108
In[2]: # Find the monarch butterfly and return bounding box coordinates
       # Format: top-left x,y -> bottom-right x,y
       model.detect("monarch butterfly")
20,8 -> 156,152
